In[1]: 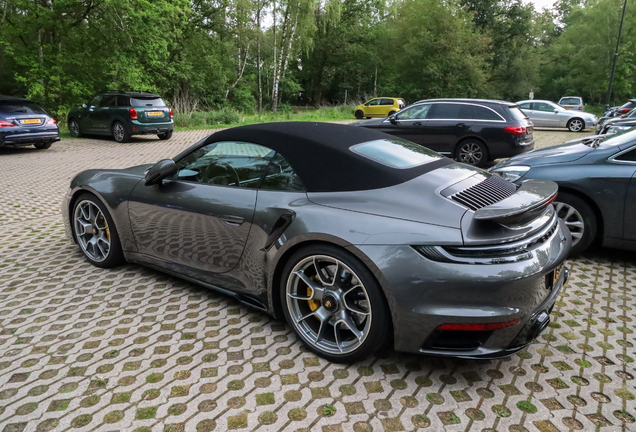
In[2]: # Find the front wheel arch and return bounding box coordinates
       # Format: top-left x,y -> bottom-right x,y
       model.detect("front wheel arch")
556,186 -> 604,243
454,137 -> 489,166
567,117 -> 585,132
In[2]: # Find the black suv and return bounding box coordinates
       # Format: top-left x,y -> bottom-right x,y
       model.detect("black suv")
356,98 -> 534,166
67,91 -> 174,143
0,96 -> 60,150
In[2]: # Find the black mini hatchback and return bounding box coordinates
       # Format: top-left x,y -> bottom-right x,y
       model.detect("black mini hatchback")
67,91 -> 174,143
0,96 -> 60,150
356,98 -> 534,166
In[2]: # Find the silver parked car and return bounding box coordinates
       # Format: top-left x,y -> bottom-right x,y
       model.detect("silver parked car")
558,96 -> 584,111
517,100 -> 598,132
62,122 -> 570,361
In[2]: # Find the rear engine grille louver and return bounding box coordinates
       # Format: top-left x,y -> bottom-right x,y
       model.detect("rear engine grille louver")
451,175 -> 518,211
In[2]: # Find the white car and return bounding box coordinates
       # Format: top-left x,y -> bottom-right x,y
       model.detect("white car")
516,100 -> 598,132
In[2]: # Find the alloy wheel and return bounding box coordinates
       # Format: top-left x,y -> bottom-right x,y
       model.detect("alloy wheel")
113,123 -> 125,142
286,255 -> 372,355
69,121 -> 80,137
554,201 -> 584,246
569,119 -> 583,132
74,200 -> 111,262
458,142 -> 483,165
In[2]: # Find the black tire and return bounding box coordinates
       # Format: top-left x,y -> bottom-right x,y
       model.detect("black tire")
280,244 -> 391,362
553,192 -> 597,256
72,193 -> 125,268
355,110 -> 364,120
158,130 -> 173,140
68,119 -> 82,138
455,139 -> 488,167
34,142 -> 52,150
567,118 -> 585,132
112,121 -> 130,143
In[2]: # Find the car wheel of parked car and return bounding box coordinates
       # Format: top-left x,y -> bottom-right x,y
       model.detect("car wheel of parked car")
554,192 -> 596,256
112,121 -> 130,143
72,193 -> 125,268
280,244 -> 390,363
68,119 -> 82,138
355,110 -> 364,120
34,142 -> 52,150
456,140 -> 488,167
567,118 -> 584,132
158,130 -> 173,140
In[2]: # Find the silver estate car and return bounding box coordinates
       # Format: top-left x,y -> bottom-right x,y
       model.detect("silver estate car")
62,122 -> 570,362
517,99 -> 598,132
558,96 -> 584,111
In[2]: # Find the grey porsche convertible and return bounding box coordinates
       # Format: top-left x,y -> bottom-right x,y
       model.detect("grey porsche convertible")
62,122 -> 570,362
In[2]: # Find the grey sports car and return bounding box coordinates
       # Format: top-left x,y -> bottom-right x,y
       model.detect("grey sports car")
62,122 -> 570,361
490,129 -> 636,255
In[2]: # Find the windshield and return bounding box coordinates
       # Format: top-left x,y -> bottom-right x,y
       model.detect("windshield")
350,138 -> 443,169
130,97 -> 166,107
600,127 -> 636,147
0,101 -> 47,114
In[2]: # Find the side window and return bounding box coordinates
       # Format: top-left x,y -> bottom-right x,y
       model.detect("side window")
471,106 -> 502,121
174,141 -> 275,188
260,153 -> 305,191
397,104 -> 431,120
117,96 -> 130,107
380,99 -> 394,105
88,96 -> 102,108
534,102 -> 555,112
519,103 -> 532,110
428,103 -> 462,120
100,96 -> 117,107
367,99 -> 381,106
615,147 -> 636,162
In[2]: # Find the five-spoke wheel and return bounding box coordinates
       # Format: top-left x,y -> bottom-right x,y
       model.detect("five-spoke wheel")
281,245 -> 389,362
567,118 -> 584,132
72,194 -> 125,267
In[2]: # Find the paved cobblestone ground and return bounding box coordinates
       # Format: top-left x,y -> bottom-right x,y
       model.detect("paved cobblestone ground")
1,127 -> 635,432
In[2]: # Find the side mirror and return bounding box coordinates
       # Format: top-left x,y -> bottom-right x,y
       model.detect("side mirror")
82,103 -> 87,108
145,159 -> 177,186
554,109 -> 559,113
389,114 -> 398,124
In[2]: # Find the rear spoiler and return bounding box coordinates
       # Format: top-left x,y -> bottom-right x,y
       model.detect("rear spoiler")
473,179 -> 558,224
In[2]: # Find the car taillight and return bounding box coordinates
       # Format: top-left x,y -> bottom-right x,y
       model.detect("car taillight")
504,126 -> 527,135
578,106 -> 582,110
169,107 -> 173,118
618,108 -> 631,114
46,118 -> 57,125
0,120 -> 14,128
129,108 -> 138,120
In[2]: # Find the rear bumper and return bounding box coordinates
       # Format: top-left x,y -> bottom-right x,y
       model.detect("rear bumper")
355,217 -> 571,357
0,130 -> 60,147
130,120 -> 173,135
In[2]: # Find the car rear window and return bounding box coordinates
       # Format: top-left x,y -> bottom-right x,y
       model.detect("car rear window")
0,101 -> 47,115
509,106 -> 529,121
131,97 -> 166,107
560,97 -> 581,105
350,138 -> 443,169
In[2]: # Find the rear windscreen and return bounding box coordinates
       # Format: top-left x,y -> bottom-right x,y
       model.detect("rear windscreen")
130,98 -> 166,107
509,106 -> 529,121
560,98 -> 581,105
350,138 -> 443,169
0,101 -> 47,114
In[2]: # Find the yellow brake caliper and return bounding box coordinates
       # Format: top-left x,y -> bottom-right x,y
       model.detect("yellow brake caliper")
307,276 -> 320,311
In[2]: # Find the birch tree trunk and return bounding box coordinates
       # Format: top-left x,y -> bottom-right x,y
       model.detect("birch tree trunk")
257,2 -> 263,112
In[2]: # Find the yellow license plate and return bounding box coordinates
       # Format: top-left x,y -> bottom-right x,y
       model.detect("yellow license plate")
553,263 -> 565,284
565,106 -> 574,109
147,111 -> 163,117
21,119 -> 41,124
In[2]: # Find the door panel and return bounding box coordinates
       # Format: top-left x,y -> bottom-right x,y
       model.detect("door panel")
128,180 -> 257,279
421,103 -> 474,154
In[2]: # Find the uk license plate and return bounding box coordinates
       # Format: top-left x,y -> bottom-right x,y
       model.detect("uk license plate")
21,118 -> 41,125
553,263 -> 564,284
147,111 -> 163,117
565,106 -> 574,109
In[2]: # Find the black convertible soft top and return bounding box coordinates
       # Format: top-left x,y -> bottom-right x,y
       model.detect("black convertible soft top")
195,122 -> 452,192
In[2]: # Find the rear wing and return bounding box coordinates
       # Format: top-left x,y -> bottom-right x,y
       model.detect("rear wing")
473,179 -> 558,224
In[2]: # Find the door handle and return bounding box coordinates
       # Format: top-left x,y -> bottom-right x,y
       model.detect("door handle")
456,123 -> 467,127
413,122 -> 422,126
219,215 -> 244,226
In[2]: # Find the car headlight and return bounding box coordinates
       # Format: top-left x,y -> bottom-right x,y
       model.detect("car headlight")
489,165 -> 530,182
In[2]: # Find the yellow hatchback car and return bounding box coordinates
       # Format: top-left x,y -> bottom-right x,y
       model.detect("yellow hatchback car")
354,97 -> 406,119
